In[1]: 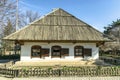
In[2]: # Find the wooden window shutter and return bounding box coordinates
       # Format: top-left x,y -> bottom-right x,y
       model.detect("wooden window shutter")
84,48 -> 92,56
61,48 -> 69,56
41,48 -> 49,57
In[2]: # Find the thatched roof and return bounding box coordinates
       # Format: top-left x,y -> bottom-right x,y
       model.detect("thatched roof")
4,8 -> 110,42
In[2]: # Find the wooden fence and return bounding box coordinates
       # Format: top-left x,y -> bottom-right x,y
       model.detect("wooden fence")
0,68 -> 18,77
0,66 -> 120,77
100,57 -> 120,65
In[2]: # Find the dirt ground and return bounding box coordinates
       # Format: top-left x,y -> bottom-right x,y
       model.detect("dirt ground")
0,76 -> 120,80
13,60 -> 98,67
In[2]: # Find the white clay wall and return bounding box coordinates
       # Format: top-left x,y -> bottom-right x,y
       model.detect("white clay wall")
21,42 -> 99,61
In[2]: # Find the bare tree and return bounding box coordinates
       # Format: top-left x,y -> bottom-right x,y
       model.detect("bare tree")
0,0 -> 16,55
3,19 -> 15,37
0,0 -> 16,34
18,10 -> 40,29
0,0 -> 40,55
1,19 -> 15,55
0,0 -> 16,36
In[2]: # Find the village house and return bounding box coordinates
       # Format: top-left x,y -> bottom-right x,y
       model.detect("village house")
3,8 -> 110,62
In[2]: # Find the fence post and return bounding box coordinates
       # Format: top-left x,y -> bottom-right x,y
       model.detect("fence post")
58,69 -> 61,76
15,69 -> 19,77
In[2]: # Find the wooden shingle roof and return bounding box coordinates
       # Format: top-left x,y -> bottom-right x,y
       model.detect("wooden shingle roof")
3,8 -> 110,42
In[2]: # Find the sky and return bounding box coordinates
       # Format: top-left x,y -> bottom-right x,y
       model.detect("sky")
19,0 -> 120,32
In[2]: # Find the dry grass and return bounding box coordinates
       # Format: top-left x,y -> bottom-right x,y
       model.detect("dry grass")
13,60 -> 97,67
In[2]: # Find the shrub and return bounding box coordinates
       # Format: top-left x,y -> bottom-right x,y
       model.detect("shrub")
0,54 -> 20,60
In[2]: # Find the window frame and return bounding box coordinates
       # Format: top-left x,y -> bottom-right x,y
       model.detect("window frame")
74,46 -> 84,57
31,45 -> 41,58
51,45 -> 61,58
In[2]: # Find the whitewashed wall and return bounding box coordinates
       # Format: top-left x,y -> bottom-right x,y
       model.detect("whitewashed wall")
21,42 -> 99,61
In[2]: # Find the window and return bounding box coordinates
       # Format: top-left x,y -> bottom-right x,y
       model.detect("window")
52,46 -> 61,57
74,46 -> 83,57
84,48 -> 92,56
31,45 -> 41,58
